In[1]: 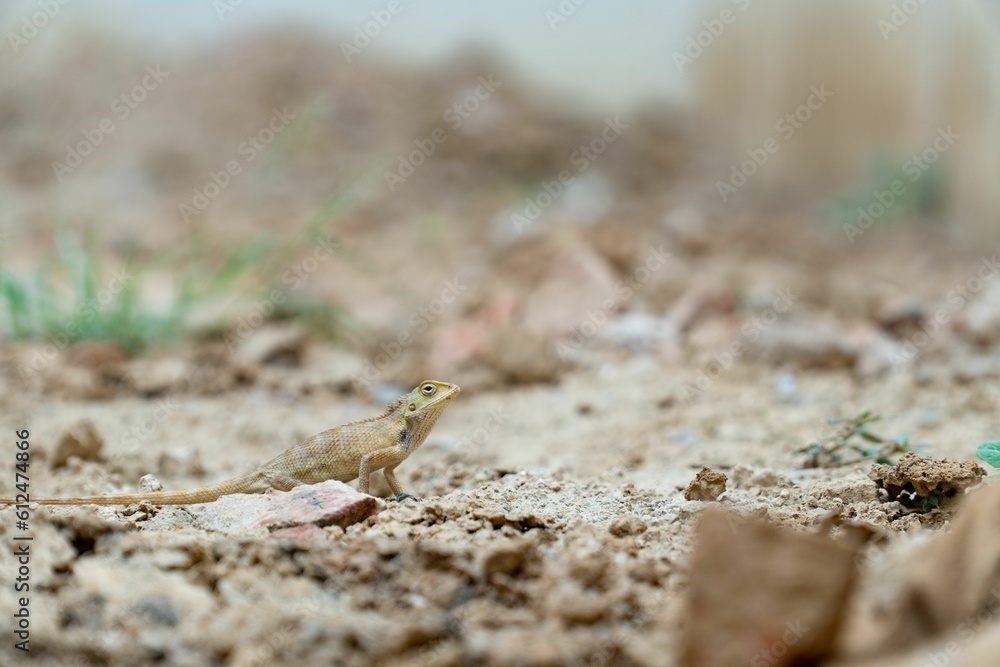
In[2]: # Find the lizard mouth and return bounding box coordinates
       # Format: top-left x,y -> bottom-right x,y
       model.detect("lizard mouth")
431,383 -> 460,405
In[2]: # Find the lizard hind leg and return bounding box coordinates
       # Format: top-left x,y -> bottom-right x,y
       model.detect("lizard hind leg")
259,471 -> 307,492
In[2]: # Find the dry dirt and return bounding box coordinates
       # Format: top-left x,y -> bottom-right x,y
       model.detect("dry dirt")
2,231 -> 1000,667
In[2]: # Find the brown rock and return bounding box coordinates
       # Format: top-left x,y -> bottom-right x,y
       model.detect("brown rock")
127,356 -> 189,395
64,340 -> 128,367
868,452 -> 985,510
667,285 -> 735,333
51,420 -> 104,469
859,484 -> 1000,655
679,508 -> 871,667
521,238 -> 620,336
684,467 -> 728,501
608,514 -> 648,537
748,321 -> 858,368
960,280 -> 1000,345
481,325 -> 567,385
482,543 -> 529,578
873,295 -> 926,339
235,323 -> 309,367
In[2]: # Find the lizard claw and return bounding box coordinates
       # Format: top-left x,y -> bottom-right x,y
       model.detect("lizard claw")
395,493 -> 418,502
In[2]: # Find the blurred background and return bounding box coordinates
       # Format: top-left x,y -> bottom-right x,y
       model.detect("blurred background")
1,0 -> 998,376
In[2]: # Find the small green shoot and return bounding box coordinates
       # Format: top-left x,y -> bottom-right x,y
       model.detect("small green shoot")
798,411 -> 921,468
920,489 -> 944,513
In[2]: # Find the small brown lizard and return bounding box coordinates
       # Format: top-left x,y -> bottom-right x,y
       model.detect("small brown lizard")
1,380 -> 459,506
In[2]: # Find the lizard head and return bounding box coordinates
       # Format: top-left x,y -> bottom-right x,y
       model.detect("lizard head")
404,380 -> 460,417
397,381 -> 460,453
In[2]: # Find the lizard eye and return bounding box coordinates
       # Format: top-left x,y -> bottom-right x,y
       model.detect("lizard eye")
421,384 -> 435,395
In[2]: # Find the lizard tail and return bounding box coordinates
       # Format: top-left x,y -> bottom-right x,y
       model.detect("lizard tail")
0,479 -> 254,506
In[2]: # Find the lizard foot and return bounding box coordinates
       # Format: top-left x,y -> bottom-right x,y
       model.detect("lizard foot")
395,493 -> 418,502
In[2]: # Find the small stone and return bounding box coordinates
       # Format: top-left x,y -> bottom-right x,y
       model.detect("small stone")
856,331 -> 911,378
600,311 -> 680,352
608,514 -> 648,537
128,356 -> 189,396
235,323 -> 309,367
748,321 -> 858,369
684,467 -> 728,501
874,295 -> 926,338
257,481 -> 381,532
52,420 -> 104,469
482,543 -> 529,577
482,325 -> 566,384
64,341 -> 128,367
960,280 -> 1000,345
139,474 -> 163,493
869,452 -> 986,510
772,372 -> 798,404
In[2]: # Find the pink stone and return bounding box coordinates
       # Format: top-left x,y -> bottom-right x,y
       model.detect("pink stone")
256,481 -> 381,533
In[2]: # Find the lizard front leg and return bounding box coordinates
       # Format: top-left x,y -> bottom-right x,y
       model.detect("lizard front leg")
357,447 -> 407,496
383,463 -> 416,501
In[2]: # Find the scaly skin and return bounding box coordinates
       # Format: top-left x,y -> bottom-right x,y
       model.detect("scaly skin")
0,381 -> 460,506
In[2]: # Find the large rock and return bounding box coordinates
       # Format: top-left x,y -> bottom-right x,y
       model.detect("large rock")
679,508 -> 871,667
522,239 -> 620,336
146,481 -> 382,537
52,420 -> 105,469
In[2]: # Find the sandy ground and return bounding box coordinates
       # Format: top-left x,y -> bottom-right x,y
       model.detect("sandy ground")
2,264 -> 1000,666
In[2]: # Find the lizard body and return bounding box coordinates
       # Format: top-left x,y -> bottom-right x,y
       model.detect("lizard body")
1,380 -> 459,506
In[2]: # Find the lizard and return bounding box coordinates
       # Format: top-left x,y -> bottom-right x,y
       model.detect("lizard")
0,380 -> 459,506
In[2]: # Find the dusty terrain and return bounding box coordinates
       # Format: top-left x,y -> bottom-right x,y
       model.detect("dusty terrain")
2,30 -> 1000,667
